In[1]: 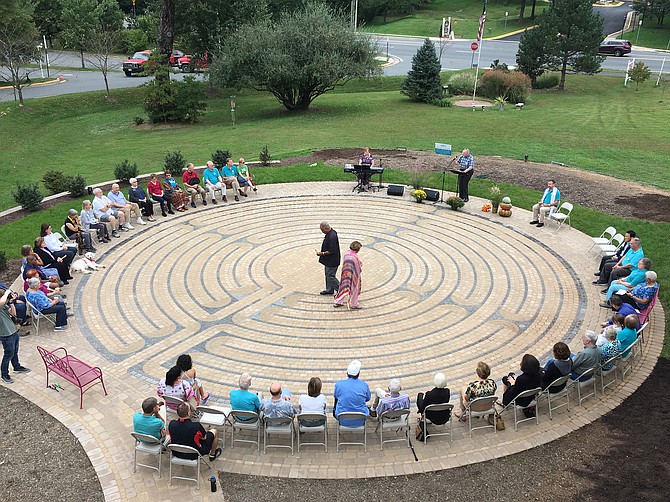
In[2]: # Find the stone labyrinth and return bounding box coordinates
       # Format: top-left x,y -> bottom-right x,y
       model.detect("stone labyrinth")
76,194 -> 584,402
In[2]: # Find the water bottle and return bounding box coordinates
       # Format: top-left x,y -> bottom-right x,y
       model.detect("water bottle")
210,475 -> 217,492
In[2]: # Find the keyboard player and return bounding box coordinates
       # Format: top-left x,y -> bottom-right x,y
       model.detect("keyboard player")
358,147 -> 374,188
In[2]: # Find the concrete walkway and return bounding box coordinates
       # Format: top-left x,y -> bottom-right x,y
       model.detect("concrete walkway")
5,182 -> 663,500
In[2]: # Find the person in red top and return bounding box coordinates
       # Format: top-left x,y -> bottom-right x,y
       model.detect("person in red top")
147,174 -> 174,217
168,403 -> 221,461
182,163 -> 208,208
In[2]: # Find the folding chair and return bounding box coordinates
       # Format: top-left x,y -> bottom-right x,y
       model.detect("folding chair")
296,413 -> 328,452
637,285 -> 659,327
376,408 -> 410,450
597,355 -> 620,394
420,403 -> 453,445
464,396 -> 498,437
538,374 -> 570,419
499,387 -> 542,431
619,340 -> 638,380
635,321 -> 649,348
163,395 -> 187,421
25,299 -> 57,333
571,367 -> 597,406
263,416 -> 295,454
336,412 -> 368,452
167,444 -> 205,489
131,432 -> 163,477
229,410 -> 261,450
197,405 -> 230,448
589,226 -> 617,252
597,233 -> 624,257
547,202 -> 573,230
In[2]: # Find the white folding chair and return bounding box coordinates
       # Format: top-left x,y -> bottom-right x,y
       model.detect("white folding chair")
297,413 -> 328,452
547,201 -> 573,230
598,233 -> 624,256
619,339 -> 639,380
571,367 -> 597,406
167,444 -> 203,489
25,299 -> 57,333
636,321 -> 649,348
336,412 -> 368,452
597,355 -> 620,394
263,416 -> 295,454
589,226 -> 617,252
420,403 -> 453,445
131,432 -> 163,477
197,405 -> 230,448
538,374 -> 570,419
499,387 -> 542,431
464,395 -> 498,437
163,395 -> 187,421
376,408 -> 410,450
229,410 -> 261,450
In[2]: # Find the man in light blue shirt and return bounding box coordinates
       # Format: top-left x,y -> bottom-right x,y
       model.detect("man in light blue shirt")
333,360 -> 371,427
605,237 -> 643,285
229,373 -> 261,420
108,183 -> 144,228
203,161 -> 226,203
222,158 -> 243,201
530,179 -> 560,228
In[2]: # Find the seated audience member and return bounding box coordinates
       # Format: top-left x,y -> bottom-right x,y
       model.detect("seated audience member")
22,255 -> 60,289
133,397 -> 167,444
182,163 -> 207,207
298,377 -> 327,426
594,230 -> 634,282
168,403 -> 221,461
618,271 -> 658,311
501,354 -> 542,412
617,314 -> 640,357
236,158 -> 256,194
128,178 -> 156,222
416,372 -> 451,440
203,161 -> 225,204
600,327 -> 622,371
229,372 -> 261,416
529,179 -> 560,228
222,158 -> 243,201
33,237 -> 73,282
25,277 -> 68,331
64,209 -> 96,253
163,172 -> 190,212
108,183 -> 143,227
333,360 -> 371,427
40,223 -> 76,264
570,331 -> 600,380
0,282 -> 28,326
148,174 -> 174,217
175,354 -> 209,405
260,382 -> 297,419
371,378 -> 410,417
595,237 -> 644,286
92,188 -> 123,236
604,295 -> 638,320
81,200 -> 111,243
21,245 -> 60,282
157,365 -> 198,412
454,362 -> 497,420
23,269 -> 64,301
597,313 -> 625,346
602,258 -> 651,303
541,342 -> 572,392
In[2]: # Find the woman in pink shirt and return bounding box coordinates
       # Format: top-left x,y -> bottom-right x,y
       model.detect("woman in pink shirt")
147,174 -> 174,217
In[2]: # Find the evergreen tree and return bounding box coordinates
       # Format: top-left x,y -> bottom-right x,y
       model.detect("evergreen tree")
401,38 -> 442,103
516,25 -> 549,86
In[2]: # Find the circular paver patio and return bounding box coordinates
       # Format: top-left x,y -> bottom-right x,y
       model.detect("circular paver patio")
9,182 -> 664,499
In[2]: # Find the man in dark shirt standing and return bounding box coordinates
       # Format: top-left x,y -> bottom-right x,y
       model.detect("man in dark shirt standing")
168,403 -> 221,461
316,222 -> 341,296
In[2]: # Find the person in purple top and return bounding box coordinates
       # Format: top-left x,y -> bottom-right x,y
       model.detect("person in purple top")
372,378 -> 410,416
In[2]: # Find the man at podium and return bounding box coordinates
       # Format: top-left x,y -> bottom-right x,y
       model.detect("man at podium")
456,148 -> 474,202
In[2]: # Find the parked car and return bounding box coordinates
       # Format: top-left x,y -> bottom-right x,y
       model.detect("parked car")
122,49 -> 187,76
598,40 -> 632,57
178,53 -> 210,72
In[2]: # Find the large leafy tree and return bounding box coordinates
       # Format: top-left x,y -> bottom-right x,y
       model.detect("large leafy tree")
31,0 -> 63,43
401,38 -> 442,103
83,0 -> 124,98
211,2 -> 381,111
516,0 -> 604,90
60,0 -> 97,68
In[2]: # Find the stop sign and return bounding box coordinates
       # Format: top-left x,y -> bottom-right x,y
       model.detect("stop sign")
471,42 -> 478,51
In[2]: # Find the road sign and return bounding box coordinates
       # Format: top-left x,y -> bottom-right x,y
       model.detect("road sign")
471,42 -> 478,51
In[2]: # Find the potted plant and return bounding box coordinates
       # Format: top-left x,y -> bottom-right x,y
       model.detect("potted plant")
488,185 -> 503,213
493,95 -> 507,111
411,189 -> 427,203
446,196 -> 465,210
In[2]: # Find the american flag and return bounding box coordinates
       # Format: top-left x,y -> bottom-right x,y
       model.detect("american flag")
477,1 -> 488,42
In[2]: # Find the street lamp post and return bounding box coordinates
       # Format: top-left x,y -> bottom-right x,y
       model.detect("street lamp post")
351,0 -> 359,31
504,12 -> 508,31
636,18 -> 642,45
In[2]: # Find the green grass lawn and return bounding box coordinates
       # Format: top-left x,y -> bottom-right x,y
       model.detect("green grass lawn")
630,22 -> 670,50
360,0 -> 539,38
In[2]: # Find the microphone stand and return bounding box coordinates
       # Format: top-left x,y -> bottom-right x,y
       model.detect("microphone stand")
440,157 -> 458,203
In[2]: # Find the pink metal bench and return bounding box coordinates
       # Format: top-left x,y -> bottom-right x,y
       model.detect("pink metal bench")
37,346 -> 108,409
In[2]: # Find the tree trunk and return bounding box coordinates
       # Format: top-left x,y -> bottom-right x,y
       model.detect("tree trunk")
80,49 -> 85,69
156,0 -> 175,85
103,72 -> 110,97
559,57 -> 568,90
530,0 -> 537,19
519,0 -> 526,22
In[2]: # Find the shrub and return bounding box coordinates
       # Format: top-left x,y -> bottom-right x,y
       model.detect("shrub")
133,115 -> 145,125
42,170 -> 68,195
165,150 -> 186,174
65,175 -> 87,197
447,73 -> 475,96
534,73 -> 560,89
490,59 -> 509,72
119,28 -> 149,54
114,159 -> 139,183
211,149 -> 232,168
12,183 -> 43,211
259,145 -> 272,166
431,98 -> 452,107
478,70 -> 531,103
446,196 -> 465,211
143,72 -> 207,123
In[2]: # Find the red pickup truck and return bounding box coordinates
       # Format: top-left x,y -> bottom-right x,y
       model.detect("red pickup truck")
122,50 -> 186,76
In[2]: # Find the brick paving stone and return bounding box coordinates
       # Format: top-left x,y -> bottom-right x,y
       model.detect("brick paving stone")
2,182 -> 664,498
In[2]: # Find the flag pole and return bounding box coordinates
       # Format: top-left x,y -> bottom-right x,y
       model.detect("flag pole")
472,0 -> 488,104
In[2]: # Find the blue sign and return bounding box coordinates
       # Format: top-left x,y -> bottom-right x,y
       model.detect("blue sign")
434,143 -> 452,156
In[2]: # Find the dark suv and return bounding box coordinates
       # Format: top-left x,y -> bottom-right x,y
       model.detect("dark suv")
598,40 -> 632,57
